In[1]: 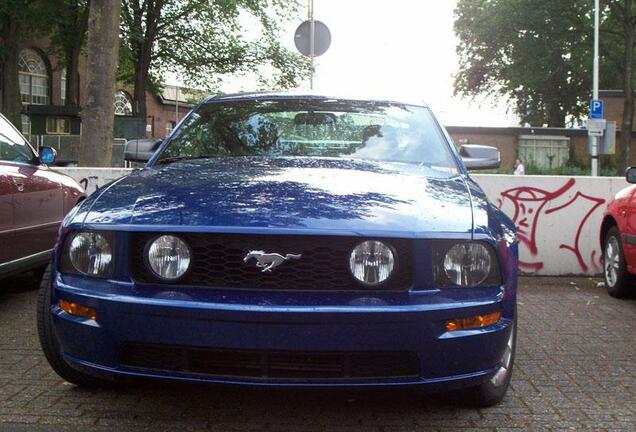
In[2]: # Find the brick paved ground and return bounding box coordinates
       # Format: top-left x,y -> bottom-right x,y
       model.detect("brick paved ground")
1,275 -> 635,431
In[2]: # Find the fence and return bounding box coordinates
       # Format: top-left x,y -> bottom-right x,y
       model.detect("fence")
31,135 -> 127,167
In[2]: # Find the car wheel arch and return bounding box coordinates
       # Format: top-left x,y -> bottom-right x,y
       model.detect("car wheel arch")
601,215 -> 618,248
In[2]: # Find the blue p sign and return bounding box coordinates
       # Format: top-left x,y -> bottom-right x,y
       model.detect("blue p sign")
590,99 -> 604,119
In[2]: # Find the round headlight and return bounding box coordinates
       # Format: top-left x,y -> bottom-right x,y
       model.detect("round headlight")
443,242 -> 492,286
69,232 -> 113,276
349,240 -> 395,286
147,235 -> 191,280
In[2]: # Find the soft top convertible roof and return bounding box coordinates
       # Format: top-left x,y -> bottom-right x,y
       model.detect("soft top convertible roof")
202,90 -> 429,109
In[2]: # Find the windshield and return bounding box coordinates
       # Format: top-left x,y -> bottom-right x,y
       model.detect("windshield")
0,115 -> 35,164
156,99 -> 458,175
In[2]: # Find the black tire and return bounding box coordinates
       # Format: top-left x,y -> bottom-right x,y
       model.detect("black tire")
453,318 -> 517,407
603,227 -> 633,298
28,265 -> 47,289
37,263 -> 117,387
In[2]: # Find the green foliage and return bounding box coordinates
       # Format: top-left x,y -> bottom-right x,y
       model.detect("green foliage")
454,0 -> 623,127
0,1 -> 55,44
48,1 -> 88,63
119,0 -> 309,100
483,156 -> 617,176
0,0 -> 60,127
522,159 -> 617,176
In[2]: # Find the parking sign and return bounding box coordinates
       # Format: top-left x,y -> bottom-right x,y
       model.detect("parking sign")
590,99 -> 604,119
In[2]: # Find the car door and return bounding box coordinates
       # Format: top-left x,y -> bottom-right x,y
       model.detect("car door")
0,115 -> 63,260
0,168 -> 16,264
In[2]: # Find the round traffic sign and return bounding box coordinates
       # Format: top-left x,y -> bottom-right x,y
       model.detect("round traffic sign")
294,20 -> 331,57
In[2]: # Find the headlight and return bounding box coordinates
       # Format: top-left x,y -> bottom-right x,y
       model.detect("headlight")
442,242 -> 494,287
349,240 -> 395,286
146,235 -> 191,280
68,232 -> 113,276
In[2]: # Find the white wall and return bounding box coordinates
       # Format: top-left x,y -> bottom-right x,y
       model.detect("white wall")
56,167 -> 630,276
474,175 -> 629,276
58,167 -> 132,196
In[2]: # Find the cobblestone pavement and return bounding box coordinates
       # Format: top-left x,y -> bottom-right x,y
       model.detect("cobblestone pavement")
1,274 -> 635,431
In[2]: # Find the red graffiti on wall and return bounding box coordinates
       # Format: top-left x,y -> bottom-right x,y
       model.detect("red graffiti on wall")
497,178 -> 605,272
79,176 -> 100,194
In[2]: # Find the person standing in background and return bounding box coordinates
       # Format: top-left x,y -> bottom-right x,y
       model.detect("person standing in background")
514,158 -> 525,175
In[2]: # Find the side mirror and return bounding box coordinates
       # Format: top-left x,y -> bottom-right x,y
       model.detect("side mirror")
39,146 -> 57,165
459,144 -> 501,170
626,166 -> 636,183
124,139 -> 162,162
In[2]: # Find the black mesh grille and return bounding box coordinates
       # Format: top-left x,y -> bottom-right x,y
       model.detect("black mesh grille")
120,343 -> 420,380
130,233 -> 413,291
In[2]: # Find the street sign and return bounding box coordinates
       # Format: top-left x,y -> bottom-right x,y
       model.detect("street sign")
601,121 -> 616,154
294,20 -> 331,57
590,99 -> 604,119
587,118 -> 606,137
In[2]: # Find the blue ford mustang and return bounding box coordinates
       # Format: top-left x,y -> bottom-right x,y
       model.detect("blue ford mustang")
38,93 -> 518,406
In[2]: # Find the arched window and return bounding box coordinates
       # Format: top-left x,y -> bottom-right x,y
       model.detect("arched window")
114,90 -> 133,116
60,68 -> 67,105
18,48 -> 49,105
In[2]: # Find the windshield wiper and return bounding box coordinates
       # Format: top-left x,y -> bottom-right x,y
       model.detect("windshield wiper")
156,155 -> 211,165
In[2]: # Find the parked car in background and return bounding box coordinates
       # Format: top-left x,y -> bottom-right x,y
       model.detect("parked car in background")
0,113 -> 84,280
601,167 -> 636,298
38,93 -> 518,407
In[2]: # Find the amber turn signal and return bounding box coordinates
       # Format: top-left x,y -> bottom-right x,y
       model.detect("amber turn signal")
445,311 -> 501,332
59,300 -> 97,321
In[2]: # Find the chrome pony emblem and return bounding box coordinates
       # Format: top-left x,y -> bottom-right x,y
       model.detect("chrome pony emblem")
243,250 -> 302,272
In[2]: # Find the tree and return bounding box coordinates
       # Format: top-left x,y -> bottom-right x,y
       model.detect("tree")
79,0 -> 120,166
50,0 -> 90,106
604,0 -> 636,173
454,0 -> 623,127
0,1 -> 52,128
119,0 -> 308,120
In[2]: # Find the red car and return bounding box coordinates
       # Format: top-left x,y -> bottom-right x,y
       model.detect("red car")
600,167 -> 636,297
0,113 -> 84,279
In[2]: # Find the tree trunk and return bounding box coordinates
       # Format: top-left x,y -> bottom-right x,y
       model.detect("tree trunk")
618,0 -> 635,175
130,0 -> 163,124
133,57 -> 148,120
548,104 -> 565,128
65,2 -> 89,106
0,14 -> 23,130
64,45 -> 81,106
79,0 -> 120,167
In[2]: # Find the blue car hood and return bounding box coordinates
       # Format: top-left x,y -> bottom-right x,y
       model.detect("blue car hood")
81,158 -> 475,235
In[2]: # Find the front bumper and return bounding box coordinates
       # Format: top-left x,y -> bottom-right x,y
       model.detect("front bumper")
51,272 -> 515,390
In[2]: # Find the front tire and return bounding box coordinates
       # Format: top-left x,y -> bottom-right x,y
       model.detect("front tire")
603,227 -> 633,298
37,263 -> 117,387
454,319 -> 517,407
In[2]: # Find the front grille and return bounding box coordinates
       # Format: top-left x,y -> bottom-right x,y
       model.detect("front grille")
120,343 -> 420,380
131,233 -> 413,291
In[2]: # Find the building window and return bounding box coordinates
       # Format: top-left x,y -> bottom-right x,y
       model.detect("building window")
60,68 -> 67,105
18,48 -> 49,105
46,117 -> 71,135
114,90 -> 133,116
21,114 -> 31,137
166,121 -> 176,136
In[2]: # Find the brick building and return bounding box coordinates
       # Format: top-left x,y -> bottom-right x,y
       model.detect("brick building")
0,37 -> 193,146
5,38 -> 636,170
446,91 -> 636,172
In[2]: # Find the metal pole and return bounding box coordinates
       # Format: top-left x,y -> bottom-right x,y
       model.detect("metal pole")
309,0 -> 315,90
592,0 -> 600,176
175,85 -> 179,127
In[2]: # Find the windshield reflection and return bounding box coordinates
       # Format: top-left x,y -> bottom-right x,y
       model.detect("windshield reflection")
156,99 -> 457,174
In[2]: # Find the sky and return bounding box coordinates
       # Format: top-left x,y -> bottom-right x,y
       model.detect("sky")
171,0 -> 519,127
301,0 -> 517,127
